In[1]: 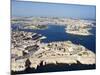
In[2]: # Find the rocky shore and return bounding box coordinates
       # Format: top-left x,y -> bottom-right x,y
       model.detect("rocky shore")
11,31 -> 95,72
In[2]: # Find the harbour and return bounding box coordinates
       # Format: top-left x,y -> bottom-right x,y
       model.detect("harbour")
17,24 -> 96,53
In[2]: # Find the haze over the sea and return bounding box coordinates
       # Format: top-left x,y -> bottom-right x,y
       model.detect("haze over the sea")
12,0 -> 96,20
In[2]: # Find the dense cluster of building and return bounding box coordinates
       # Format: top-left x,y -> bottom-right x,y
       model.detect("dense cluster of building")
11,31 -> 95,72
65,19 -> 94,35
11,31 -> 45,60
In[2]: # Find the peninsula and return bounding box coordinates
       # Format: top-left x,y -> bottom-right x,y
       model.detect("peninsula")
11,31 -> 95,72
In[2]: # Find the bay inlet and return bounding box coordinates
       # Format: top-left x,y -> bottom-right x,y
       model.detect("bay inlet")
18,24 -> 96,53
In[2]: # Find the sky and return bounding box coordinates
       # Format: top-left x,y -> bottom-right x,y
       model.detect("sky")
11,0 -> 96,19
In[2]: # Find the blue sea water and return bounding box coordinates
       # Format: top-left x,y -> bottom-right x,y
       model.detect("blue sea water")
15,24 -> 96,53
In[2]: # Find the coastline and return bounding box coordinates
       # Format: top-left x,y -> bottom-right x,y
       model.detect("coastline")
66,31 -> 92,36
11,31 -> 95,72
11,17 -> 95,36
